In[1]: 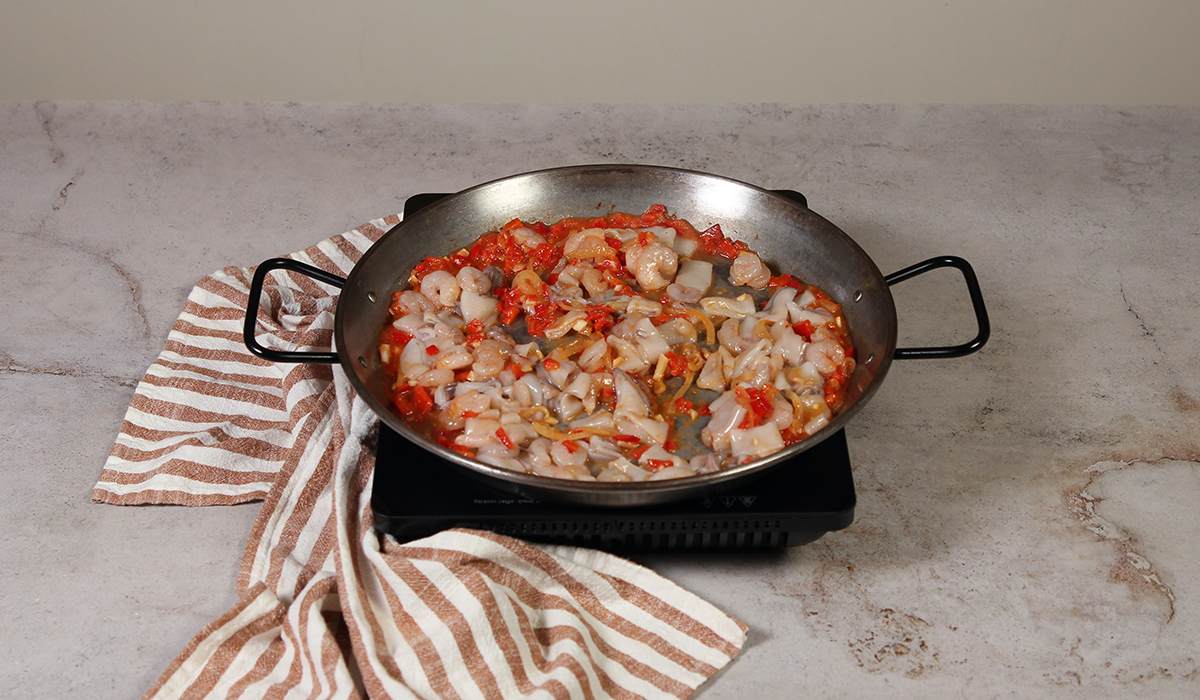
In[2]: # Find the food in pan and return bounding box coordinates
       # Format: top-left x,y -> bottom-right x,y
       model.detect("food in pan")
377,204 -> 855,482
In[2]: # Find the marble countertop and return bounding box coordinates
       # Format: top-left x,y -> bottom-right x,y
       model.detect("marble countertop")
3,102 -> 1198,698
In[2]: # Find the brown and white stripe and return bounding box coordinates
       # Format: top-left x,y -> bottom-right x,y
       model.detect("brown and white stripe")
95,216 -> 747,699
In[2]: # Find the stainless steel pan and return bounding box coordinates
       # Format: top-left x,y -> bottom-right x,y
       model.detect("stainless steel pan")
244,165 -> 989,506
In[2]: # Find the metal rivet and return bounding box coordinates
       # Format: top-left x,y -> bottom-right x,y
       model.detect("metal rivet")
853,290 -> 863,302
367,291 -> 378,303
866,353 -> 875,365
358,356 -> 368,368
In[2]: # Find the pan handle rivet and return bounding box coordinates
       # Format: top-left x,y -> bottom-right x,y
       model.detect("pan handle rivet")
853,290 -> 863,302
367,291 -> 378,303
866,353 -> 875,365
358,356 -> 368,368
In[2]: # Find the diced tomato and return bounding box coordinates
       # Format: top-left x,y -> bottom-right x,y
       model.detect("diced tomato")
425,345 -> 439,356
663,439 -> 678,452
542,358 -> 560,371
793,319 -> 815,341
696,403 -> 712,417
673,398 -> 694,413
505,361 -> 524,379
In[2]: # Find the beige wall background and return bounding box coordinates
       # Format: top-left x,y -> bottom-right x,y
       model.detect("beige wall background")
3,0 -> 1198,104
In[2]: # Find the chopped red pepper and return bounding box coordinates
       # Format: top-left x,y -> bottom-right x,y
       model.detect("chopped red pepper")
645,459 -> 674,471
495,426 -> 515,449
562,439 -> 579,454
463,318 -> 486,346
425,345 -> 439,356
530,242 -> 562,274
387,328 -> 413,345
524,302 -> 560,337
410,256 -> 464,284
639,203 -> 669,226
793,319 -> 815,341
542,358 -> 560,371
768,273 -> 802,289
605,211 -> 641,228
663,351 -> 689,377
394,384 -> 435,419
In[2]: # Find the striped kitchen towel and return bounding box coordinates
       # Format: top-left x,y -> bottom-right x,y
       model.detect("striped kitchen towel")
93,215 -> 748,700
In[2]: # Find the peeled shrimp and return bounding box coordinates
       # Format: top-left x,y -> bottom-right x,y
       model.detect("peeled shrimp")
456,266 -> 493,294
624,241 -> 678,290
420,271 -> 461,308
563,229 -> 616,260
472,339 -> 512,379
805,339 -> 846,376
728,252 -> 771,289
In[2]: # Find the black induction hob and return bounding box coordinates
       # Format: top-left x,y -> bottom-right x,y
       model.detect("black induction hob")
369,190 -> 856,551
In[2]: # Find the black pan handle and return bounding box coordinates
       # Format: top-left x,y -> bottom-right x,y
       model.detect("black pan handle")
885,255 -> 990,360
243,257 -> 345,364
